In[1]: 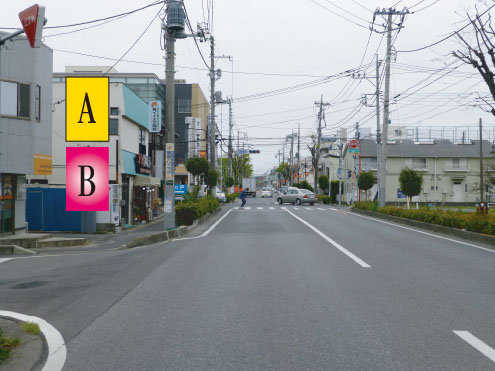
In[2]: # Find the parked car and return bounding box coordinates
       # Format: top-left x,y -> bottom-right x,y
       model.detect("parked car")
215,188 -> 227,202
261,187 -> 272,198
277,188 -> 317,205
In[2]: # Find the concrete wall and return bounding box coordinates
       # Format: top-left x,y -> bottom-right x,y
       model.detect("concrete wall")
0,33 -> 53,175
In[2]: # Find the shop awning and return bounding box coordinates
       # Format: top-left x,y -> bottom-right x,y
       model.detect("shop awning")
134,175 -> 161,186
121,150 -> 137,175
175,164 -> 188,176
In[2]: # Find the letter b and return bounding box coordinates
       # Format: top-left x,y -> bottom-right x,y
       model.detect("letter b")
78,165 -> 96,196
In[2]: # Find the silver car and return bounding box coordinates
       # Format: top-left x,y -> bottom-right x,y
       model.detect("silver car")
277,188 -> 317,205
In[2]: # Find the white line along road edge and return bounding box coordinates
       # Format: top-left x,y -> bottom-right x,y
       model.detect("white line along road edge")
176,208 -> 233,241
0,258 -> 12,265
347,211 -> 495,253
285,209 -> 371,268
0,310 -> 66,371
454,331 -> 495,363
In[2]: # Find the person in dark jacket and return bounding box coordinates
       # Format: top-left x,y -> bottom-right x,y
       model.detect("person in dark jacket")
240,188 -> 248,207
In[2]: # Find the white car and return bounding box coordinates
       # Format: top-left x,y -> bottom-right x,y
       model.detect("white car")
261,187 -> 272,198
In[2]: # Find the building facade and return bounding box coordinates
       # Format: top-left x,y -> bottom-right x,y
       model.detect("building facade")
0,32 -> 52,236
344,138 -> 495,205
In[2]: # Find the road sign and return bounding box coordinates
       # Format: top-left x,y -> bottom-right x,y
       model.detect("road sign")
19,4 -> 45,48
349,139 -> 359,149
174,184 -> 188,195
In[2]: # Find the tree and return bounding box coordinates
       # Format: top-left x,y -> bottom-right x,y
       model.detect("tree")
276,162 -> 291,185
232,154 -> 253,186
186,156 -> 210,197
358,171 -> 376,201
318,175 -> 329,194
205,169 -> 219,191
307,134 -> 320,193
453,6 -> 495,115
185,156 -> 210,177
399,168 -> 423,209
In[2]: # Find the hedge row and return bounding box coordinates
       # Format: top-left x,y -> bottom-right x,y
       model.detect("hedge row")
354,201 -> 495,235
318,195 -> 332,204
175,197 -> 220,226
226,192 -> 239,203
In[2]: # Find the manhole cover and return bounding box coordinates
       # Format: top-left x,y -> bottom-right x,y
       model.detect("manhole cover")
10,281 -> 48,290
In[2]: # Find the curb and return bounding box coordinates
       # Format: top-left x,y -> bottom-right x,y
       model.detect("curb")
351,207 -> 495,249
0,245 -> 37,256
120,207 -> 223,249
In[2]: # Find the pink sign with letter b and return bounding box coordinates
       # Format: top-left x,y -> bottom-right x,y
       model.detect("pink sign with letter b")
66,147 -> 109,211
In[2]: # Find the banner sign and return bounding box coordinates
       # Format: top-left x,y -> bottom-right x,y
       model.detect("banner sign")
135,153 -> 151,175
166,143 -> 175,181
149,101 -> 162,133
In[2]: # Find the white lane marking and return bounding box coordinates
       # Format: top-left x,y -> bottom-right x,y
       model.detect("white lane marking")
280,206 -> 287,210
257,207 -> 263,210
349,211 -> 495,253
245,207 -> 251,210
304,207 -> 312,210
329,208 -> 337,211
285,209 -> 371,268
0,310 -> 66,371
0,258 -> 12,264
317,208 -> 325,210
294,207 -> 299,210
269,207 -> 275,210
175,209 -> 233,241
454,331 -> 495,363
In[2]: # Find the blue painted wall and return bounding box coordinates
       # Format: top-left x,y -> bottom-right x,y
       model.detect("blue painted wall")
123,85 -> 149,130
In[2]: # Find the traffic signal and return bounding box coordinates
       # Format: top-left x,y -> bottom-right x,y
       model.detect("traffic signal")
249,150 -> 260,154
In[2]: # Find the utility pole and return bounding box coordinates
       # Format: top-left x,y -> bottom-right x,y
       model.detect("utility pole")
376,54 -> 382,204
374,7 -> 409,207
290,132 -> 294,186
228,98 -> 233,179
297,123 -> 301,183
314,95 -> 330,193
338,142 -> 343,206
163,4 -> 178,230
480,118 -> 484,203
209,36 -> 216,169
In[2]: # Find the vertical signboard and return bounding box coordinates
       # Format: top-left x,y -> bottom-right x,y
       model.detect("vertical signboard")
149,101 -> 161,133
166,143 -> 175,182
66,77 -> 109,142
66,147 -> 109,211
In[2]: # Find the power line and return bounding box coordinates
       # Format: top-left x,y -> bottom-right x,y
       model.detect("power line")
397,3 -> 495,53
0,0 -> 165,30
308,0 -> 370,30
103,2 -> 165,75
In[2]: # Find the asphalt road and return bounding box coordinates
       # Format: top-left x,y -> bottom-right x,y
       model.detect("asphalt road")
1,195 -> 495,370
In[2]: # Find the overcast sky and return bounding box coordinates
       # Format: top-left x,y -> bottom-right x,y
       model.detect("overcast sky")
2,0 -> 494,174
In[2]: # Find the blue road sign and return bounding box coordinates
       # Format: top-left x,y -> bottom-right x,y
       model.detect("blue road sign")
174,184 -> 188,195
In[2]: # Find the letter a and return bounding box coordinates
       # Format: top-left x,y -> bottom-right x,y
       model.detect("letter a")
78,165 -> 96,196
78,93 -> 96,123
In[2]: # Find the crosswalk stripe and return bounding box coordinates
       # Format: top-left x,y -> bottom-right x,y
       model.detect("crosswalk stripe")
304,207 -> 312,210
269,207 -> 275,210
317,208 -> 325,210
329,208 -> 337,211
294,207 -> 299,210
257,207 -> 263,210
245,207 -> 251,210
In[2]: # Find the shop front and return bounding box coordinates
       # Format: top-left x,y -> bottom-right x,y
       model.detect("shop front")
0,174 -> 16,236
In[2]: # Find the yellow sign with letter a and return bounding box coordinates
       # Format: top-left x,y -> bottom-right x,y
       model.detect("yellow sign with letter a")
66,76 -> 109,142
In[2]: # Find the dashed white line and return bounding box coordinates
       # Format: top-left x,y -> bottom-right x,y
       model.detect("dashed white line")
0,310 -> 66,371
329,207 -> 338,211
285,209 -> 371,268
454,331 -> 495,363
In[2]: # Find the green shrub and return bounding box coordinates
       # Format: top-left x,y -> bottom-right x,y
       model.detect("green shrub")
318,195 -> 331,204
353,203 -> 495,236
0,327 -> 20,364
175,202 -> 200,226
175,196 -> 220,226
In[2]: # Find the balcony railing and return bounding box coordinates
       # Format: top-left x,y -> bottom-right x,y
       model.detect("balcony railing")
444,163 -> 468,171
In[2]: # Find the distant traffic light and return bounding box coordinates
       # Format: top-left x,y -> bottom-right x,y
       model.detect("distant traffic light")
249,150 -> 260,154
